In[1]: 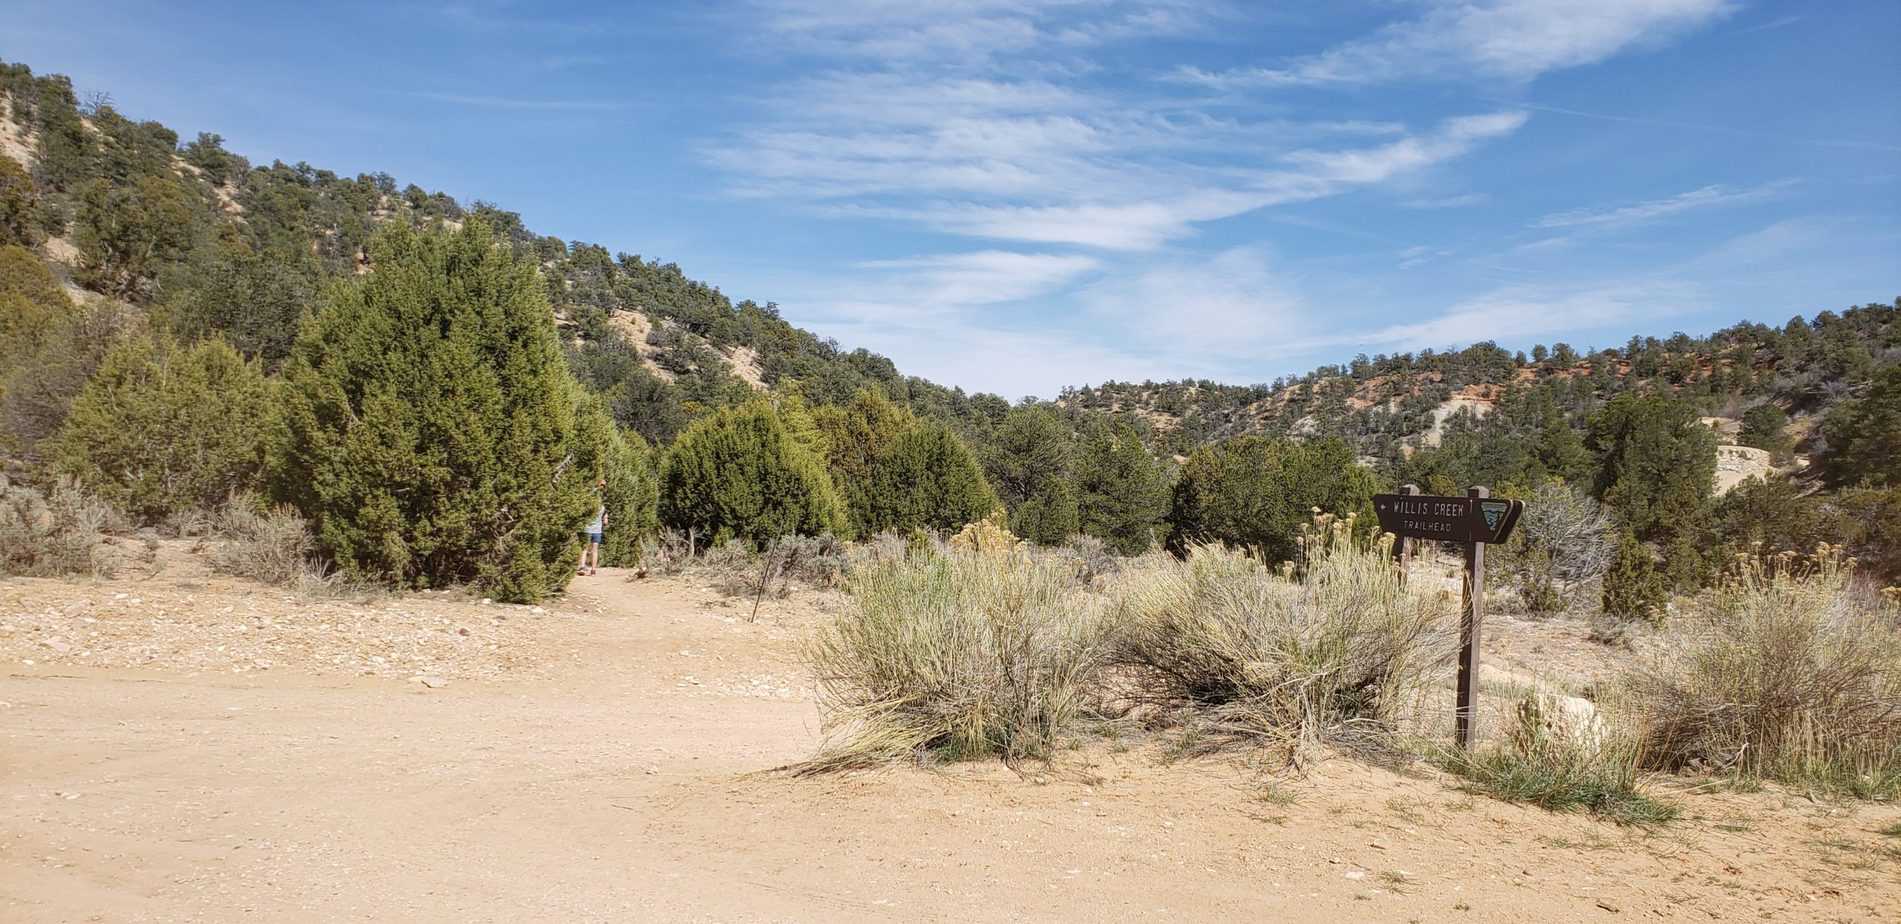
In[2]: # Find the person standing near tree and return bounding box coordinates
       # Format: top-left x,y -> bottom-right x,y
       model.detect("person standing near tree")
580,479 -> 608,576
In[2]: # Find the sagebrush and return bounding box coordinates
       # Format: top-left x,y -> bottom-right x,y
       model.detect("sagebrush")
797,535 -> 1111,773
208,494 -> 342,592
0,478 -> 119,577
1626,547 -> 1901,797
1114,516 -> 1453,761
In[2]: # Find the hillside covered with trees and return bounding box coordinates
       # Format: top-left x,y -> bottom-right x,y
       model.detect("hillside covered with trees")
2,56 -> 1897,609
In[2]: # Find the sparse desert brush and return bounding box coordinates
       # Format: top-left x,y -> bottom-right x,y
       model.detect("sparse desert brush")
210,493 -> 315,583
0,477 -> 120,577
210,493 -> 358,595
633,528 -> 697,577
846,528 -> 929,570
1057,533 -> 1119,585
1112,516 -> 1454,761
1625,546 -> 1901,797
762,533 -> 849,589
795,538 -> 1112,773
948,508 -> 1018,556
1438,689 -> 1677,825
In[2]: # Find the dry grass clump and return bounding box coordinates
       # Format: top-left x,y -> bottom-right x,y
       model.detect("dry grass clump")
795,536 -> 1113,773
1439,691 -> 1677,825
209,494 -> 358,595
1112,516 -> 1454,760
0,478 -> 121,578
634,528 -> 698,576
1625,546 -> 1901,797
1055,533 -> 1120,586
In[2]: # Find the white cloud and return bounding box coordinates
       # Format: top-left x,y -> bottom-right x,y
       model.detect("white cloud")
1398,245 -> 1455,269
1402,193 -> 1490,209
1533,179 -> 1796,229
407,92 -> 629,112
1079,247 -> 1307,358
1171,0 -> 1733,88
1317,281 -> 1702,352
887,192 -> 1267,251
710,3 -> 1528,251
752,0 -> 1211,62
1734,15 -> 1800,35
719,104 -> 1526,249
1283,112 -> 1527,184
855,251 -> 1102,309
703,2 -> 1722,395
789,246 -> 1310,395
805,315 -> 1179,399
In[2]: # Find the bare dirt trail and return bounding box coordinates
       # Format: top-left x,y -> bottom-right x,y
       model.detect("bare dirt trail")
3,559 -> 1898,922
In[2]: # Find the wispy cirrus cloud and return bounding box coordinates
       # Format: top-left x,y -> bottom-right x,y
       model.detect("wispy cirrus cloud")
711,65 -> 1527,250
1734,14 -> 1800,35
1533,179 -> 1796,229
1170,0 -> 1733,88
752,0 -> 1212,62
706,1 -> 1550,394
1079,247 -> 1306,360
853,251 -> 1102,312
1347,282 -> 1700,349
707,2 -> 1530,252
407,91 -> 630,112
1504,100 -> 1901,153
1402,192 -> 1490,209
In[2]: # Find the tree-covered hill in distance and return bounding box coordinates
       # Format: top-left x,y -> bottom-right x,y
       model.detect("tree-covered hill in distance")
0,56 -> 1895,488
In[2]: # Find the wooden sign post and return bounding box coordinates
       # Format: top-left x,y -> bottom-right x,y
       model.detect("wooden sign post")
1372,485 -> 1523,750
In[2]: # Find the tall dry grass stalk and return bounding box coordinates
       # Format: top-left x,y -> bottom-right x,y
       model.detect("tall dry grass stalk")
1626,546 -> 1901,796
1112,515 -> 1454,761
796,537 -> 1111,773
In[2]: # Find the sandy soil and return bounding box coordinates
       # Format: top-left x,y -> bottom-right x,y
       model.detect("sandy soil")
2,544 -> 1897,922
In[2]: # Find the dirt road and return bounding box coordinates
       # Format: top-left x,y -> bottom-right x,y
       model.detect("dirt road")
3,561 -> 1897,922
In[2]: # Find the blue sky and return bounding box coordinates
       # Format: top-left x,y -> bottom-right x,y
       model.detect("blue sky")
5,1 -> 1898,397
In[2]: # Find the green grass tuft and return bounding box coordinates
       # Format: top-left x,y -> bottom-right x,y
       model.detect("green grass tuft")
1436,691 -> 1678,826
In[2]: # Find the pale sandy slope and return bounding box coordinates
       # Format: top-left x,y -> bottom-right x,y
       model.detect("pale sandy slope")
2,549 -> 1896,922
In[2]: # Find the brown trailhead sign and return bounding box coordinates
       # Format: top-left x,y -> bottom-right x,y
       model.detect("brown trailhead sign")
1373,493 -> 1523,544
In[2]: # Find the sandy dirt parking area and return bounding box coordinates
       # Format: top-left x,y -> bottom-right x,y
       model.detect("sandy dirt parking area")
2,544 -> 1897,922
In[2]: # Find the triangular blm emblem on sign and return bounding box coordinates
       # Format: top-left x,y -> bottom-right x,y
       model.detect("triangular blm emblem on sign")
1480,500 -> 1509,531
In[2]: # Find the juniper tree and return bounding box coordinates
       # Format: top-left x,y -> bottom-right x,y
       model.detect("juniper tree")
1587,393 -> 1717,544
1738,402 -> 1791,458
1074,419 -> 1168,554
274,219 -> 594,602
658,398 -> 845,548
72,175 -> 198,300
989,405 -> 1077,545
814,390 -> 995,537
1822,365 -> 1901,488
1602,531 -> 1667,622
572,391 -> 659,567
55,335 -> 274,523
863,419 -> 998,534
0,155 -> 37,246
0,245 -> 68,374
813,389 -> 913,537
1165,436 -> 1376,563
162,240 -> 316,367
